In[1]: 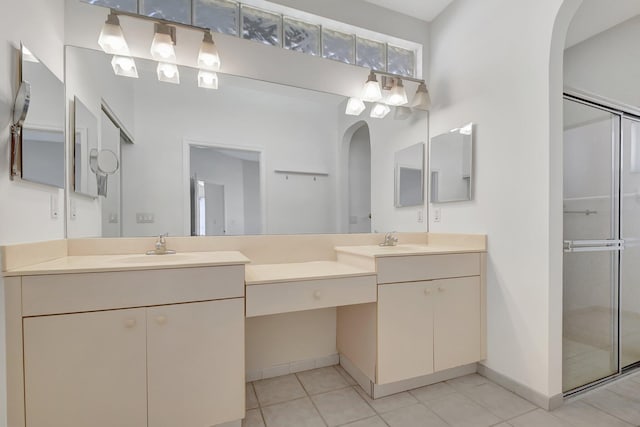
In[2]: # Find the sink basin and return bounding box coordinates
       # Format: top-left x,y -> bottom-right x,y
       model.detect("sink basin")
116,254 -> 191,264
376,244 -> 427,250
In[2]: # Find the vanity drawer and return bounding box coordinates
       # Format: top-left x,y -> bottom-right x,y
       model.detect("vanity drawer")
376,253 -> 481,284
22,266 -> 245,316
246,275 -> 376,317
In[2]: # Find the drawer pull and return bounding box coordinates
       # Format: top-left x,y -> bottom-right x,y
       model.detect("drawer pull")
155,315 -> 167,325
313,290 -> 322,300
124,318 -> 137,328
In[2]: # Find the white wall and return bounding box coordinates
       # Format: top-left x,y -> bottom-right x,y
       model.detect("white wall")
429,0 -> 572,399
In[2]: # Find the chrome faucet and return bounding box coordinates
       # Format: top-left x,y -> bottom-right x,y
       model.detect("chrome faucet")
380,231 -> 399,247
146,233 -> 176,255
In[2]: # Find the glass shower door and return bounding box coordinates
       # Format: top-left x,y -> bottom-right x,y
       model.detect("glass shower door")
563,97 -> 621,392
621,117 -> 640,369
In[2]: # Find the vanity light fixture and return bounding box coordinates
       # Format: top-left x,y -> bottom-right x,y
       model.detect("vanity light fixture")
362,71 -> 382,102
198,31 -> 221,71
345,98 -> 366,116
387,78 -> 408,106
370,103 -> 391,119
157,62 -> 180,84
98,12 -> 130,55
151,23 -> 177,62
411,82 -> 431,111
111,56 -> 139,78
198,70 -> 218,89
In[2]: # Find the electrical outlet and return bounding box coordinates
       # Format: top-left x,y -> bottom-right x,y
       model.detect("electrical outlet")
50,194 -> 59,219
136,213 -> 155,224
70,199 -> 77,220
434,208 -> 441,223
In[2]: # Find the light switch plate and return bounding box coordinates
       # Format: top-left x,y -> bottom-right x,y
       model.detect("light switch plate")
50,194 -> 59,219
136,213 -> 155,224
434,208 -> 441,223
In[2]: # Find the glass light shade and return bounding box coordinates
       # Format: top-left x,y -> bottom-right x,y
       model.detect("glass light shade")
345,98 -> 366,116
370,103 -> 390,119
411,82 -> 431,111
362,71 -> 382,102
157,62 -> 180,84
387,79 -> 408,106
98,14 -> 130,55
151,29 -> 176,61
111,56 -> 138,78
198,70 -> 219,89
198,33 -> 221,70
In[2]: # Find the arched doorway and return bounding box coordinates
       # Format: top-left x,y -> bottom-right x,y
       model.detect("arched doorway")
345,122 -> 371,233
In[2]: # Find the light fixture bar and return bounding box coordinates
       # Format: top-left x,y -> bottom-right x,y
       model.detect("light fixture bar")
369,69 -> 425,85
107,8 -> 211,33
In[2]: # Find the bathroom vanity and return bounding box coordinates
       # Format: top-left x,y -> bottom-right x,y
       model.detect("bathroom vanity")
2,232 -> 486,427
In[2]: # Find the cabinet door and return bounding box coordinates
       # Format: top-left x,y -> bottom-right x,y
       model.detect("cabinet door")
377,282 -> 434,384
147,299 -> 245,427
433,276 -> 482,371
23,309 -> 147,427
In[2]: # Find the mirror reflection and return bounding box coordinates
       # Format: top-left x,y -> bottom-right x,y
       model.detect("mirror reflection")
65,45 -> 428,237
430,123 -> 473,203
74,97 -> 99,197
394,143 -> 424,207
20,45 -> 65,188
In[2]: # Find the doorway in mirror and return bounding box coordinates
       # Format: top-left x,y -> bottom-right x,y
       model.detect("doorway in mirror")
347,123 -> 372,233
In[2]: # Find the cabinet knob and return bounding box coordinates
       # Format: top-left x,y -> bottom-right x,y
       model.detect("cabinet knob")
124,318 -> 137,328
424,288 -> 431,296
313,290 -> 322,300
438,287 -> 444,293
155,315 -> 167,325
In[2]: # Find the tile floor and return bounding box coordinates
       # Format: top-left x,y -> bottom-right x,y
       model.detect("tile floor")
242,365 -> 640,427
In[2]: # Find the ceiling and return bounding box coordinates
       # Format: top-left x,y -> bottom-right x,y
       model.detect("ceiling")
362,0 -> 454,22
565,0 -> 640,48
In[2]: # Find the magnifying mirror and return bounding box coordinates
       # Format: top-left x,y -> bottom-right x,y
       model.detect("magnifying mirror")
89,149 -> 119,197
10,81 -> 31,179
13,82 -> 31,125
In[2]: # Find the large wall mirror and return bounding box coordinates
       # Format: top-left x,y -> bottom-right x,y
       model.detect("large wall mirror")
430,123 -> 473,203
17,45 -> 65,188
394,142 -> 424,207
65,45 -> 427,237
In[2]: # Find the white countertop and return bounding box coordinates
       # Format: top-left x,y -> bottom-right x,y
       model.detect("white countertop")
334,243 -> 486,258
245,261 -> 376,285
3,251 -> 250,277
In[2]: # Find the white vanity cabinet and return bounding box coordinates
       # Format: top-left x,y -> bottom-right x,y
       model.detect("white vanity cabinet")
336,247 -> 486,396
7,261 -> 247,427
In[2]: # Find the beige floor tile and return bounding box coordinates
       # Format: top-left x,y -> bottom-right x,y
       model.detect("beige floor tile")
445,374 -> 488,392
311,387 -> 375,427
253,374 -> 306,407
583,389 -> 640,425
335,364 -> 358,386
606,377 -> 640,402
423,392 -> 501,427
355,386 -> 417,414
242,408 -> 265,427
409,381 -> 456,403
552,401 -> 633,427
492,424 -> 513,427
247,383 -> 259,410
340,416 -> 388,427
380,403 -> 448,427
629,372 -> 640,384
508,409 -> 568,427
261,398 -> 325,427
296,366 -> 349,395
461,382 -> 535,420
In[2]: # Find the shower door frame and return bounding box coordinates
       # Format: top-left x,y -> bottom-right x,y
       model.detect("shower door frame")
563,91 -> 640,396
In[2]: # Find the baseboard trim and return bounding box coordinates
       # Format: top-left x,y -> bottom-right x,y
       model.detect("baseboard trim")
477,364 -> 563,410
246,353 -> 340,382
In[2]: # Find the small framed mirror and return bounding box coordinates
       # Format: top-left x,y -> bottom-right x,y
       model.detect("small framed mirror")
12,44 -> 65,188
394,142 -> 425,207
73,96 -> 99,197
430,123 -> 473,203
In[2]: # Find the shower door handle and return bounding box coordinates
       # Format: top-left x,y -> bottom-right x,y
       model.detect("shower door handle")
563,239 -> 625,253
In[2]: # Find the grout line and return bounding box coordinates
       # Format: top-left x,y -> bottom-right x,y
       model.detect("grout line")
295,372 -> 329,427
580,395 -> 640,426
415,401 -> 455,427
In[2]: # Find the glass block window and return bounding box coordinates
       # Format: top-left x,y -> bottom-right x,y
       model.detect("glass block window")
387,44 -> 415,78
356,37 -> 385,71
141,0 -> 191,24
284,18 -> 320,56
86,0 -> 137,12
194,0 -> 239,36
241,5 -> 282,47
322,28 -> 355,64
